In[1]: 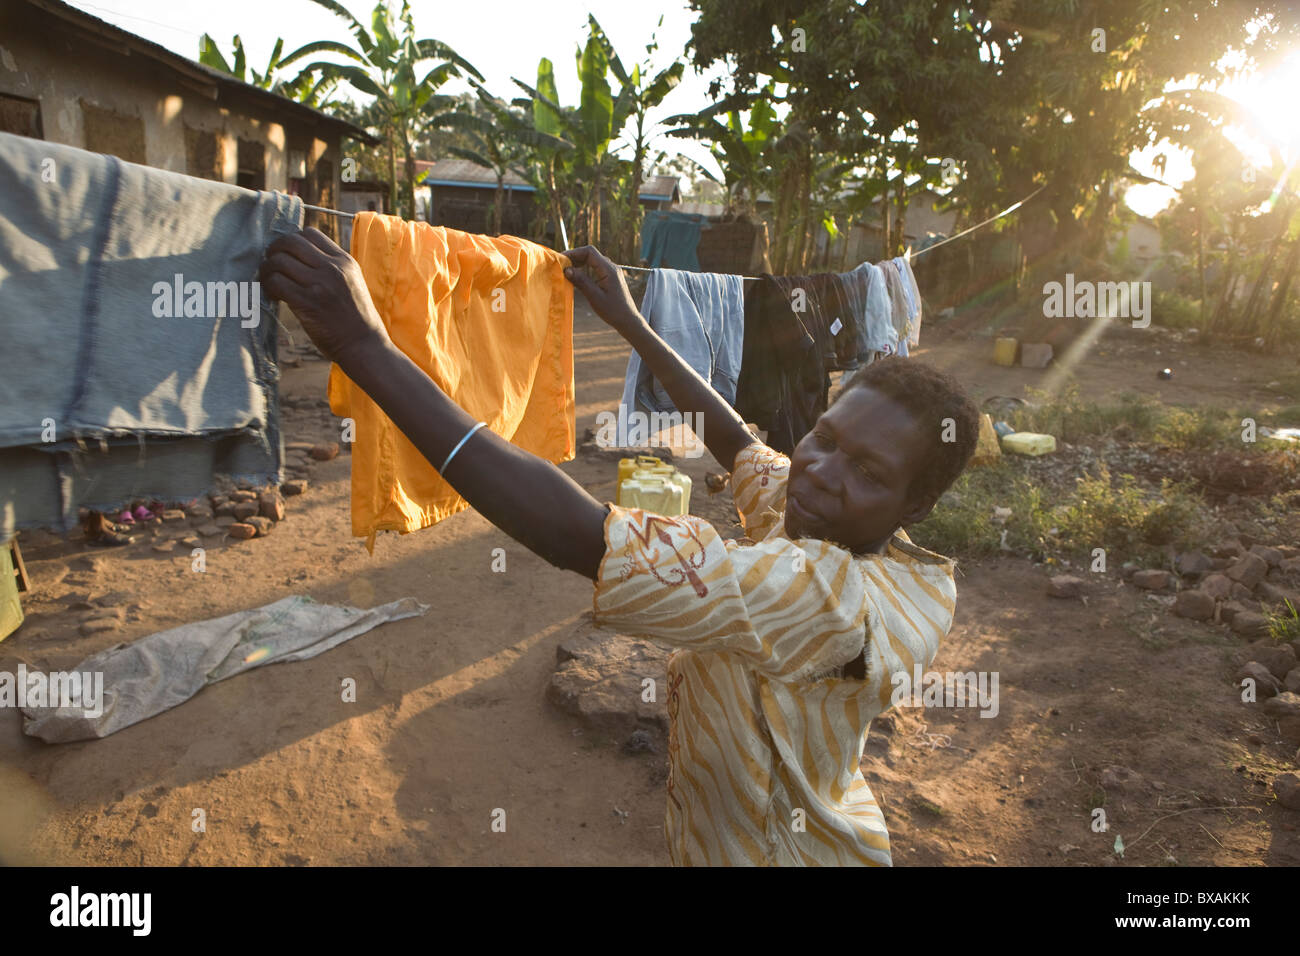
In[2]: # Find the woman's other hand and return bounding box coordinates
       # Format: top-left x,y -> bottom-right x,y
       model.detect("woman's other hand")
562,245 -> 646,339
259,227 -> 391,366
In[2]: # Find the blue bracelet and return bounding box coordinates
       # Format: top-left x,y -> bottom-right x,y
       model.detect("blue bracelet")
440,421 -> 487,474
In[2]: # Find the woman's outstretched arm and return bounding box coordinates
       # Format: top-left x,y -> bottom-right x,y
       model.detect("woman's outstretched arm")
259,228 -> 609,579
563,246 -> 758,472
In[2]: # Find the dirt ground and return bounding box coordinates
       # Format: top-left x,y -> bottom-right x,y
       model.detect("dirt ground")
2,303 -> 1298,866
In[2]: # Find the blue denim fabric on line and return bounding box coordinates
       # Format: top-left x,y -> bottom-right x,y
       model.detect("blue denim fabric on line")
619,268 -> 745,442
0,130 -> 302,535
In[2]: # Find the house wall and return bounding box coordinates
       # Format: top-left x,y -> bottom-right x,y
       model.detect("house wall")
0,8 -> 344,238
1109,220 -> 1163,264
428,183 -> 538,237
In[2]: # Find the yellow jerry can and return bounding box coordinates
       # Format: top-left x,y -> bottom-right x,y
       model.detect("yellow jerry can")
993,337 -> 1018,367
618,456 -> 692,516
0,543 -> 23,643
618,455 -> 665,492
619,476 -> 688,516
1001,432 -> 1057,456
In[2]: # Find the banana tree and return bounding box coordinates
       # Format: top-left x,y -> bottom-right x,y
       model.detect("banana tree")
510,58 -> 575,243
512,25 -> 628,247
588,15 -> 684,261
665,86 -> 780,218
430,84 -> 572,235
281,0 -> 482,219
199,34 -> 341,107
199,34 -> 281,88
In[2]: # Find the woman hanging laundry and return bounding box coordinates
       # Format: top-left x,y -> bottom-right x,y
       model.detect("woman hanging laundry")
260,231 -> 980,866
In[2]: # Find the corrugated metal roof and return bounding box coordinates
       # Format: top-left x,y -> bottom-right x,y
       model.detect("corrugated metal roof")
415,158 -> 533,189
639,175 -> 679,200
415,161 -> 683,203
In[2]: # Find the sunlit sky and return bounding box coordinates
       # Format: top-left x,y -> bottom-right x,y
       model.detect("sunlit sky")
65,0 -> 1298,217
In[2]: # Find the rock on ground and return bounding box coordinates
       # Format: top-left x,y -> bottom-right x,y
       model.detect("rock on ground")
548,617 -> 670,741
1238,641 -> 1298,679
1274,772 -> 1300,811
1249,545 -> 1283,567
1175,551 -> 1213,576
1173,590 -> 1215,621
1047,575 -> 1084,599
1200,573 -> 1233,601
1263,692 -> 1300,720
1100,765 -> 1144,792
1236,661 -> 1282,698
1132,569 -> 1172,590
1226,553 -> 1269,589
1231,612 -> 1271,640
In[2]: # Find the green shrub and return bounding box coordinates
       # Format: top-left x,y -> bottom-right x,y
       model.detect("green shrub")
1270,601 -> 1300,643
1011,386 -> 1163,444
1055,467 -> 1206,562
1152,288 -> 1202,330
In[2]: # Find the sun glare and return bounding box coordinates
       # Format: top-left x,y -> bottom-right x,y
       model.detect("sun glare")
1237,51 -> 1300,150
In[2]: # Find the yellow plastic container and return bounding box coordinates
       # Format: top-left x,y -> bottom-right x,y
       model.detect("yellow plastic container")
1,543 -> 22,643
1001,432 -> 1056,456
618,455 -> 665,490
993,337 -> 1019,367
620,475 -> 691,516
618,455 -> 692,515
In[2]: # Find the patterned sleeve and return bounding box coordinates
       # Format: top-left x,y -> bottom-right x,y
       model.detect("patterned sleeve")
855,549 -> 957,714
729,442 -> 791,542
592,505 -> 869,682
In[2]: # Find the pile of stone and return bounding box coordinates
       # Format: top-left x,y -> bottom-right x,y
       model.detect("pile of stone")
1160,544 -> 1300,638
1233,641 -> 1300,809
1047,543 -> 1299,638
167,441 -> 336,544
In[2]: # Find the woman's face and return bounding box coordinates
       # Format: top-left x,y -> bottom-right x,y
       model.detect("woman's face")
784,385 -> 937,553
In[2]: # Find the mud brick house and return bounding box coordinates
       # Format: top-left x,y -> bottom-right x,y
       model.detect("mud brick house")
0,0 -> 374,240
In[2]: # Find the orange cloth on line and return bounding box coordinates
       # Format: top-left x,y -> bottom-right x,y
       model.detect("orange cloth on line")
328,212 -> 575,545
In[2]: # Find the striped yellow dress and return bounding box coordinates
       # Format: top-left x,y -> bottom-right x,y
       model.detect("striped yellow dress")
592,442 -> 957,865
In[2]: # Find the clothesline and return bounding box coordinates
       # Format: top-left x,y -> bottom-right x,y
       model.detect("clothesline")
303,181 -> 1046,279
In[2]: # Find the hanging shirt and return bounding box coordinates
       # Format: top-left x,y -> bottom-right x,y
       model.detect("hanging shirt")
736,269 -> 889,455
880,257 -> 923,354
844,262 -> 897,356
620,268 -> 744,440
592,442 -> 957,866
893,255 -> 923,348
329,212 -> 575,545
880,260 -> 913,356
770,274 -> 867,371
734,275 -> 826,455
